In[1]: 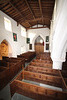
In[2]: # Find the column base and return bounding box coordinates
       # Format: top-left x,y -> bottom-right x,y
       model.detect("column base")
52,61 -> 62,70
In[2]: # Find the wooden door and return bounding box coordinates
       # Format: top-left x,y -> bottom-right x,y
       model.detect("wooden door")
35,43 -> 44,54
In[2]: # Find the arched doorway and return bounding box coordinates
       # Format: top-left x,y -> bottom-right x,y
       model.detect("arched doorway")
35,35 -> 44,55
0,39 -> 12,59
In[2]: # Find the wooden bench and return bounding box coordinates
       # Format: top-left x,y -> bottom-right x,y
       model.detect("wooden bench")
0,66 -> 10,90
61,70 -> 67,89
22,70 -> 62,88
10,53 -> 67,100
32,59 -> 53,64
0,60 -> 9,67
17,51 -> 36,62
3,57 -> 25,68
0,58 -> 23,90
62,61 -> 67,70
30,62 -> 52,68
25,65 -> 60,76
10,71 -> 67,100
36,53 -> 52,61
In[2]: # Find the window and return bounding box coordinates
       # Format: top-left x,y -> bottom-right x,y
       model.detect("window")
46,36 -> 49,42
21,26 -> 26,37
4,17 -> 12,31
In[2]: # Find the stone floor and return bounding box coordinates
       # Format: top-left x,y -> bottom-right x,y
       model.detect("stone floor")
0,84 -> 11,100
11,93 -> 34,100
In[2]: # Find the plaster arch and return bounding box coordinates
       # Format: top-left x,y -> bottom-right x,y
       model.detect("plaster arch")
32,34 -> 45,51
0,39 -> 12,57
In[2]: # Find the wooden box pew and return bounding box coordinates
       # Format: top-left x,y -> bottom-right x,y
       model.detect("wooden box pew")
2,58 -> 23,69
0,60 -> 10,90
36,56 -> 51,59
22,70 -> 62,88
17,51 -> 36,62
32,59 -> 53,64
38,53 -> 50,56
62,61 -> 67,70
0,66 -> 10,90
3,59 -> 23,76
61,70 -> 67,78
0,60 -> 9,68
36,56 -> 52,60
17,54 -> 30,62
36,53 -> 51,57
0,59 -> 22,90
0,62 -> 20,90
0,66 -> 7,72
60,70 -> 67,89
17,55 -> 29,62
64,78 -> 67,87
10,57 -> 25,67
9,62 -> 21,80
10,72 -> 67,100
3,56 -> 25,68
37,53 -> 50,57
8,57 -> 25,68
25,65 -> 60,77
36,53 -> 52,61
30,62 -> 52,69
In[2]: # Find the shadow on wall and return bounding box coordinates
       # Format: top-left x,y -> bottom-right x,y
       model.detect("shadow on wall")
0,39 -> 12,59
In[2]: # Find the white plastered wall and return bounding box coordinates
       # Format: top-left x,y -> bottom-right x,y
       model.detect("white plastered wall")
27,26 -> 50,52
50,0 -> 67,70
0,11 -> 27,57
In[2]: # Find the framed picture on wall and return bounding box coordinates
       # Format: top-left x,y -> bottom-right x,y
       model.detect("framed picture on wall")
13,33 -> 17,41
46,44 -> 49,50
46,36 -> 49,42
29,44 -> 32,50
26,38 -> 30,44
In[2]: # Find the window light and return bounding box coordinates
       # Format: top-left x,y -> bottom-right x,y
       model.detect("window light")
21,26 -> 26,37
4,17 -> 12,32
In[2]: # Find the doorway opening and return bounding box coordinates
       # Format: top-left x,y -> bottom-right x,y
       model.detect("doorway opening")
34,35 -> 44,55
0,39 -> 12,59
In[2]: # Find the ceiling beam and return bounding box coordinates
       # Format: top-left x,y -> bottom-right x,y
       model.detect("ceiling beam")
9,1 -> 31,26
21,17 -> 50,24
24,0 -> 35,19
38,0 -> 44,25
0,0 -> 31,27
38,0 -> 43,17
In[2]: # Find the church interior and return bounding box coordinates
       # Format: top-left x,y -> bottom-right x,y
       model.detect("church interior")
0,0 -> 67,100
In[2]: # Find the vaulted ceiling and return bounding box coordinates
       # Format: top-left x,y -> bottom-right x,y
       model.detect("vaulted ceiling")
0,0 -> 55,29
